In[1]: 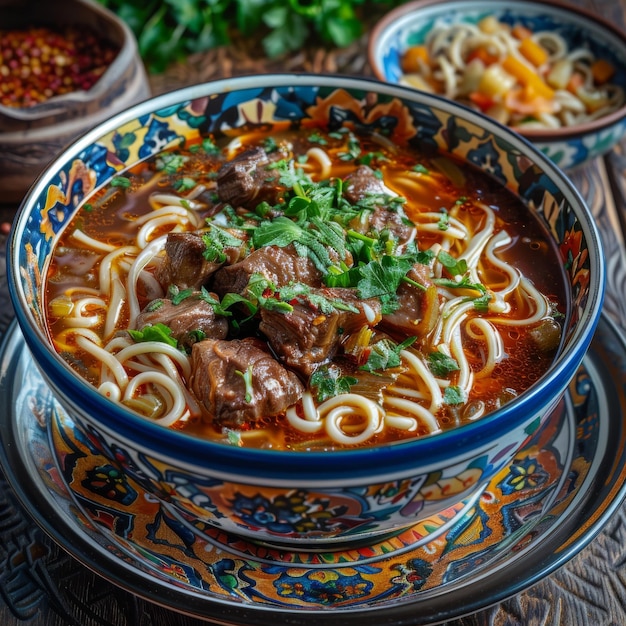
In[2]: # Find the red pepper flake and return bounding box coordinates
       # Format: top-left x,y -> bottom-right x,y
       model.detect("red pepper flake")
0,25 -> 119,108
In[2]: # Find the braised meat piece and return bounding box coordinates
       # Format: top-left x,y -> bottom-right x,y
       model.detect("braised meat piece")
136,292 -> 228,350
190,337 -> 304,427
156,232 -> 218,291
211,244 -> 324,297
156,231 -> 245,291
259,287 -> 382,377
344,165 -> 415,244
379,264 -> 441,341
216,147 -> 287,210
343,165 -> 389,204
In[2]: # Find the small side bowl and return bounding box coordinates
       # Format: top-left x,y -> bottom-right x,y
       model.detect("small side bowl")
7,74 -> 605,546
0,0 -> 151,203
368,0 -> 626,170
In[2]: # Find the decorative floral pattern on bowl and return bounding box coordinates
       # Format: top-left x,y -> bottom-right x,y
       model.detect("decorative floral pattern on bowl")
368,0 -> 626,170
20,331 -> 599,609
4,314 -> 626,622
8,75 -> 604,545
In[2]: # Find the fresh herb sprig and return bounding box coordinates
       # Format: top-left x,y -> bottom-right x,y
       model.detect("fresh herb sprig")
97,0 -> 404,74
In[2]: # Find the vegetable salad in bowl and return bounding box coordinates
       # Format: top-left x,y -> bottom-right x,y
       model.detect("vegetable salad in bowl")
369,0 -> 626,169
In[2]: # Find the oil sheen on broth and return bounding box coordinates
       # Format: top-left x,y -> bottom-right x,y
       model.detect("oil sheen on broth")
45,126 -> 566,451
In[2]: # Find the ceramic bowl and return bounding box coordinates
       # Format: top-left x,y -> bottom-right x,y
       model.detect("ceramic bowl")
368,0 -> 626,170
0,0 -> 151,203
7,74 -> 605,546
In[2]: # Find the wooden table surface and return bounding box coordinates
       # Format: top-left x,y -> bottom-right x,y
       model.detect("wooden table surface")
1,0 -> 626,624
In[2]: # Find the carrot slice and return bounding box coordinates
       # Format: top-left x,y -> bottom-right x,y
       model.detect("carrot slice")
466,46 -> 500,66
469,91 -> 497,112
591,58 -> 615,84
519,38 -> 549,67
501,55 -> 554,99
402,45 -> 430,73
512,24 -> 532,40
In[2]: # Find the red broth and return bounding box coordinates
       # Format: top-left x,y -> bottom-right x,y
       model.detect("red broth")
45,126 -> 566,450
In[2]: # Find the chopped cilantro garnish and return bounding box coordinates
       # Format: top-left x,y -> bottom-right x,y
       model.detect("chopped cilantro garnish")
435,250 -> 486,294
173,177 -> 196,192
235,365 -> 254,403
473,292 -> 492,312
168,285 -> 194,305
146,299 -> 164,312
338,134 -> 362,161
360,336 -> 416,373
428,352 -> 460,376
188,329 -> 206,343
111,176 -> 131,189
310,366 -> 357,402
443,385 -> 465,405
202,225 -> 244,263
225,428 -> 242,446
308,131 -> 328,145
128,323 -> 177,348
438,210 -> 449,231
357,151 -> 388,166
264,137 -> 279,153
157,153 -> 186,174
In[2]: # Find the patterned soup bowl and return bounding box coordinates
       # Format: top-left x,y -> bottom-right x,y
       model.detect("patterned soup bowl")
368,0 -> 626,171
7,74 -> 605,546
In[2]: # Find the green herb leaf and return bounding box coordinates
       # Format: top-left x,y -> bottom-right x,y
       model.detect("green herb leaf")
128,323 -> 177,348
235,364 -> 254,403
428,352 -> 460,376
170,286 -> 194,304
310,366 -> 357,402
444,385 -> 465,405
360,336 -> 416,373
111,176 -> 131,189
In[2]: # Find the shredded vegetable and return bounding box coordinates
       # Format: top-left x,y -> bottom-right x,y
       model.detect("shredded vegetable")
400,16 -> 624,129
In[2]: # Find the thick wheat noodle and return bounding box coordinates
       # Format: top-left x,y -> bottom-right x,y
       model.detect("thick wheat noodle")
47,130 -> 563,447
126,235 -> 167,327
404,18 -> 625,128
319,394 -> 383,444
70,228 -> 117,253
123,371 -> 188,426
383,396 -> 441,434
103,276 -> 126,339
98,246 -> 139,295
305,147 -> 333,179
466,317 -> 505,379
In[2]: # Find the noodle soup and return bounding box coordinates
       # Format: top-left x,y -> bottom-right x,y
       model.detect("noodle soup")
45,125 -> 566,451
368,0 -> 626,170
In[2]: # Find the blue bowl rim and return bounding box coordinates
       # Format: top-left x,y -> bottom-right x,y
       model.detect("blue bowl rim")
367,0 -> 626,141
7,72 -> 606,483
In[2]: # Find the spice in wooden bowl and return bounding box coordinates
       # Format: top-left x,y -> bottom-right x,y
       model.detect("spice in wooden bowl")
0,25 -> 119,108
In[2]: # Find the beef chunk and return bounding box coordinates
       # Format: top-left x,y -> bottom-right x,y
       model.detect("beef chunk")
136,293 -> 228,349
211,244 -> 324,297
216,147 -> 287,210
156,230 -> 245,291
259,287 -> 382,377
190,337 -> 304,427
156,232 -> 218,291
343,165 -> 389,204
379,264 -> 441,340
344,165 -> 415,244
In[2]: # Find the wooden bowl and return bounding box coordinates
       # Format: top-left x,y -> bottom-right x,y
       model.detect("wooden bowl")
0,0 -> 151,203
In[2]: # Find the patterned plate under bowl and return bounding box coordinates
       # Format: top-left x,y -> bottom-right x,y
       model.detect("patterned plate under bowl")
1,314 -> 626,625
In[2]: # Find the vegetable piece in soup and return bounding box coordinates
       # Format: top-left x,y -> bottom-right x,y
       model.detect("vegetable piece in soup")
399,16 -> 625,129
45,125 -> 566,450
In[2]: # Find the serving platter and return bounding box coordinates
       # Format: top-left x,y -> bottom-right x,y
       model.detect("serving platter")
1,314 -> 626,625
